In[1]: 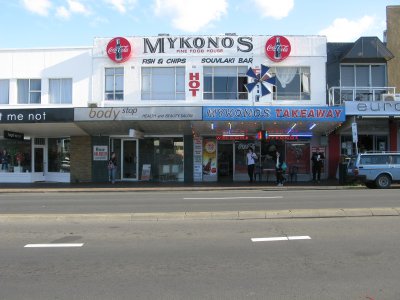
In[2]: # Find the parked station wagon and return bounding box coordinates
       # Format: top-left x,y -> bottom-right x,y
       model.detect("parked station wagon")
348,152 -> 400,188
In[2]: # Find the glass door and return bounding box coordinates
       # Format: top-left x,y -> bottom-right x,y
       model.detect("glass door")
122,140 -> 138,180
33,145 -> 46,181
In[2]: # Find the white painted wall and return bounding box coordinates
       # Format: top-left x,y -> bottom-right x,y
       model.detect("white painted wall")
92,35 -> 327,108
0,47 -> 92,108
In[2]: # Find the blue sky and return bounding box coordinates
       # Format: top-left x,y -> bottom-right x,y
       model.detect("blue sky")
0,0 -> 398,48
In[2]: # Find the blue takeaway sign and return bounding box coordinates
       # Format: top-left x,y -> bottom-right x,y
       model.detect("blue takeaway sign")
203,106 -> 345,122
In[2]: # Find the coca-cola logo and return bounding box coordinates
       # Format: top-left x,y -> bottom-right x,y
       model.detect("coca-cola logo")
106,37 -> 132,63
265,35 -> 291,62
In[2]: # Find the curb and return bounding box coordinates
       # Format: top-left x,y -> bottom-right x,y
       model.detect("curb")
0,185 -> 365,193
1,207 -> 399,222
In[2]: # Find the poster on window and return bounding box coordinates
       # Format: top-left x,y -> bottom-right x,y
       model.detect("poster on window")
93,145 -> 108,161
285,143 -> 311,174
202,139 -> 217,181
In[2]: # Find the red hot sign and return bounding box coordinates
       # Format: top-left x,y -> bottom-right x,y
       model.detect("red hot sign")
106,37 -> 132,63
265,35 -> 291,62
189,73 -> 200,97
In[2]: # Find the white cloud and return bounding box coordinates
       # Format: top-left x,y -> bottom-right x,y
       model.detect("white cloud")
252,0 -> 294,19
67,0 -> 90,15
319,16 -> 376,42
154,0 -> 228,32
56,6 -> 71,19
55,0 -> 91,20
21,0 -> 52,16
104,0 -> 137,14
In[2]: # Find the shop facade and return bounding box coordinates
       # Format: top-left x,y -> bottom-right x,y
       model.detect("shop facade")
0,34 -> 345,183
326,36 -> 399,178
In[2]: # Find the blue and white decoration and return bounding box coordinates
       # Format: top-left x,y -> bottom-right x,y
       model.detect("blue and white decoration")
245,64 -> 276,97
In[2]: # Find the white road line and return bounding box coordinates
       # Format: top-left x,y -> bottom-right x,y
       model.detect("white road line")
184,196 -> 283,200
252,237 -> 288,242
251,236 -> 311,242
24,243 -> 84,248
287,236 -> 311,240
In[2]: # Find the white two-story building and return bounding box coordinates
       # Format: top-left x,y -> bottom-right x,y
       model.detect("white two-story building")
0,34 -> 344,183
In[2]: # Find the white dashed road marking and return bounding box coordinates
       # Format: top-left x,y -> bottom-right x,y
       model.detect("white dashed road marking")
251,236 -> 311,242
184,196 -> 283,200
24,243 -> 84,248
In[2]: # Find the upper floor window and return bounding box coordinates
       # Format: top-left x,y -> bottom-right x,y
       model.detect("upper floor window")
17,79 -> 41,104
270,67 -> 310,100
0,79 -> 9,104
141,67 -> 185,100
105,68 -> 124,101
203,66 -> 248,100
340,64 -> 386,87
49,78 -> 72,104
340,64 -> 386,100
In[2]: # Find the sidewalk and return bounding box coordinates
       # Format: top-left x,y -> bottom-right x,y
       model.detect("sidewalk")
0,179 -> 363,193
1,180 -> 399,221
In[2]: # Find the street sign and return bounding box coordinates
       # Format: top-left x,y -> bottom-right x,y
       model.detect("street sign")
352,122 -> 358,143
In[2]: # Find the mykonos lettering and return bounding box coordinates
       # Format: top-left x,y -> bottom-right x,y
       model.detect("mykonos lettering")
205,108 -> 271,119
143,36 -> 253,53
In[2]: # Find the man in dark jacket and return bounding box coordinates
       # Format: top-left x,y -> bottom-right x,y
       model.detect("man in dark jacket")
311,152 -> 324,183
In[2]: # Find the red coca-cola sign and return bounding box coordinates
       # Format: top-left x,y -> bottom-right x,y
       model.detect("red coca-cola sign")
265,35 -> 291,62
106,37 -> 131,63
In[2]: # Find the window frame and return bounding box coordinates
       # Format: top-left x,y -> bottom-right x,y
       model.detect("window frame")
17,79 -> 41,104
141,67 -> 185,100
49,78 -> 72,104
105,67 -> 124,101
340,63 -> 387,88
0,79 -> 9,104
270,67 -> 311,101
203,66 -> 248,100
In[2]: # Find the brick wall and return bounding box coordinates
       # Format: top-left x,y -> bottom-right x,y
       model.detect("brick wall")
387,6 -> 400,92
70,136 -> 92,182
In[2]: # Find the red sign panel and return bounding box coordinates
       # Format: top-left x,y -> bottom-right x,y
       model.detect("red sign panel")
106,37 -> 132,63
265,35 -> 291,62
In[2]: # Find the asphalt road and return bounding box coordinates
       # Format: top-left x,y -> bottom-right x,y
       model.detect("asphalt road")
1,217 -> 400,300
0,188 -> 399,214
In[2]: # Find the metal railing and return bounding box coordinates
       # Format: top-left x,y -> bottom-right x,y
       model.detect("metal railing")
328,86 -> 397,106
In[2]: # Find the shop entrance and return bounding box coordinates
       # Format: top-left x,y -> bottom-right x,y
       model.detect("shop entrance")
32,145 -> 46,181
111,138 -> 138,181
218,142 -> 234,182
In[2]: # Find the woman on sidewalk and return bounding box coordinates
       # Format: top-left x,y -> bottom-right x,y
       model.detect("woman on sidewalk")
108,152 -> 117,184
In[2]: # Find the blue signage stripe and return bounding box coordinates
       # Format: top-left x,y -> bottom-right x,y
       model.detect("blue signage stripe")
202,106 -> 345,122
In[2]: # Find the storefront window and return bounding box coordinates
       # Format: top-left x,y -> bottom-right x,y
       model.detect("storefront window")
0,139 -> 31,172
234,141 -> 260,180
286,142 -> 311,174
138,137 -> 184,182
48,138 -> 70,172
341,135 -> 388,155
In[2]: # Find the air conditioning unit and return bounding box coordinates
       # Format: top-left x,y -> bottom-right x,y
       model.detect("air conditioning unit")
382,94 -> 396,101
87,102 -> 98,108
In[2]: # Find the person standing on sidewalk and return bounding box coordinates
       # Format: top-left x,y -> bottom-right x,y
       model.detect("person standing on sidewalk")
311,151 -> 324,183
275,151 -> 284,186
108,152 -> 117,184
246,147 -> 258,183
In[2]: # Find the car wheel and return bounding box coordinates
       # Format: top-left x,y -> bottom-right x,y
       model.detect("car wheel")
365,181 -> 376,189
375,174 -> 391,189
